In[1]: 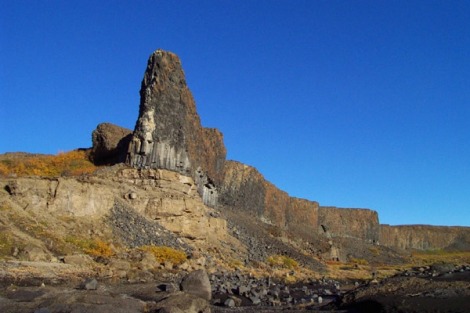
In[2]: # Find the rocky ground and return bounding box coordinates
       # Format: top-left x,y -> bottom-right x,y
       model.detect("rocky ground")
333,264 -> 470,313
1,264 -> 469,312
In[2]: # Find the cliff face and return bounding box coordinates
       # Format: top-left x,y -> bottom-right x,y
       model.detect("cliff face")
319,207 -> 380,243
126,50 -> 226,206
1,167 -> 230,245
220,161 -> 320,232
380,225 -> 470,251
118,49 -> 470,254
220,161 -> 380,244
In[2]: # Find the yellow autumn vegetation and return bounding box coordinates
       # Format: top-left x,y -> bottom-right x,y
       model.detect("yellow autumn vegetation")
0,150 -> 96,177
267,254 -> 299,269
65,236 -> 114,258
140,245 -> 187,265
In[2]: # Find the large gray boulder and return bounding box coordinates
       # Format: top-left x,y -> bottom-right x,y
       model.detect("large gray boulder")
154,292 -> 210,313
180,269 -> 212,301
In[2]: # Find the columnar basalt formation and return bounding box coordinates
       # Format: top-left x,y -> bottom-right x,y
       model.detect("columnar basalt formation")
120,49 -> 470,253
379,224 -> 470,250
318,206 -> 380,243
220,161 -> 379,243
220,161 -> 320,231
126,50 -> 226,206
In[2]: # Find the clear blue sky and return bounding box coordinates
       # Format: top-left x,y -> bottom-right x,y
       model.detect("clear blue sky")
1,1 -> 469,226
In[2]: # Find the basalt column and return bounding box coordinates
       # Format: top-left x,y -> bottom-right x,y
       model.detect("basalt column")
127,50 -> 226,206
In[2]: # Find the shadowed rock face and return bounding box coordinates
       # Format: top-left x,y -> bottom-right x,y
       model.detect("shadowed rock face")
91,123 -> 133,165
126,50 -> 226,206
220,160 -> 321,230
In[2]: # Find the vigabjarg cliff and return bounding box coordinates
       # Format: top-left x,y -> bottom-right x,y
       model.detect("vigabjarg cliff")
122,49 -> 470,265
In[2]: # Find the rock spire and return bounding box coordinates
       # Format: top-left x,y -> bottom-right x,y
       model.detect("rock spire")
127,50 -> 226,206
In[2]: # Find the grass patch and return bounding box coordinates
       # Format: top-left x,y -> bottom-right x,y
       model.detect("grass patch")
227,258 -> 244,269
0,232 -> 14,259
5,213 -> 71,255
411,250 -> 470,266
0,150 -> 96,177
267,255 -> 299,269
139,245 -> 187,265
350,257 -> 369,265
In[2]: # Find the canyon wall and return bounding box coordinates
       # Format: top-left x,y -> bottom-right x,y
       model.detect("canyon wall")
220,161 -> 319,232
118,49 -> 470,253
380,224 -> 470,251
220,161 -> 381,246
319,207 -> 380,243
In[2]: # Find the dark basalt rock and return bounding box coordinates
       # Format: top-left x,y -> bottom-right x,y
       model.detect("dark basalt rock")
91,123 -> 132,165
126,50 -> 226,207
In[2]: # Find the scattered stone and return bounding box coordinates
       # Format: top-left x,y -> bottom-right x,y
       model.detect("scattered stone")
82,278 -> 98,290
224,298 -> 235,307
250,296 -> 261,305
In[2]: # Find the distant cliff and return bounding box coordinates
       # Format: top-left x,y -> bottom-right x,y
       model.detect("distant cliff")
220,160 -> 320,234
220,160 -> 382,243
319,207 -> 379,243
380,224 -> 470,251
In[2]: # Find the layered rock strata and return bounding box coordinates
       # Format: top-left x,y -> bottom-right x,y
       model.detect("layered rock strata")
126,50 -> 226,206
1,167 -> 229,245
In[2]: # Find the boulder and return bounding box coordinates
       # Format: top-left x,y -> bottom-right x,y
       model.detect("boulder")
153,292 -> 210,313
180,269 -> 212,301
91,122 -> 132,165
81,278 -> 98,290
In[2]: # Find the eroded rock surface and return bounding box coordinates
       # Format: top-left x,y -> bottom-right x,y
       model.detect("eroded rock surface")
126,50 -> 226,207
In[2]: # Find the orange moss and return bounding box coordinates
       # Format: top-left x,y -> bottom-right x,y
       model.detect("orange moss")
0,150 -> 96,177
